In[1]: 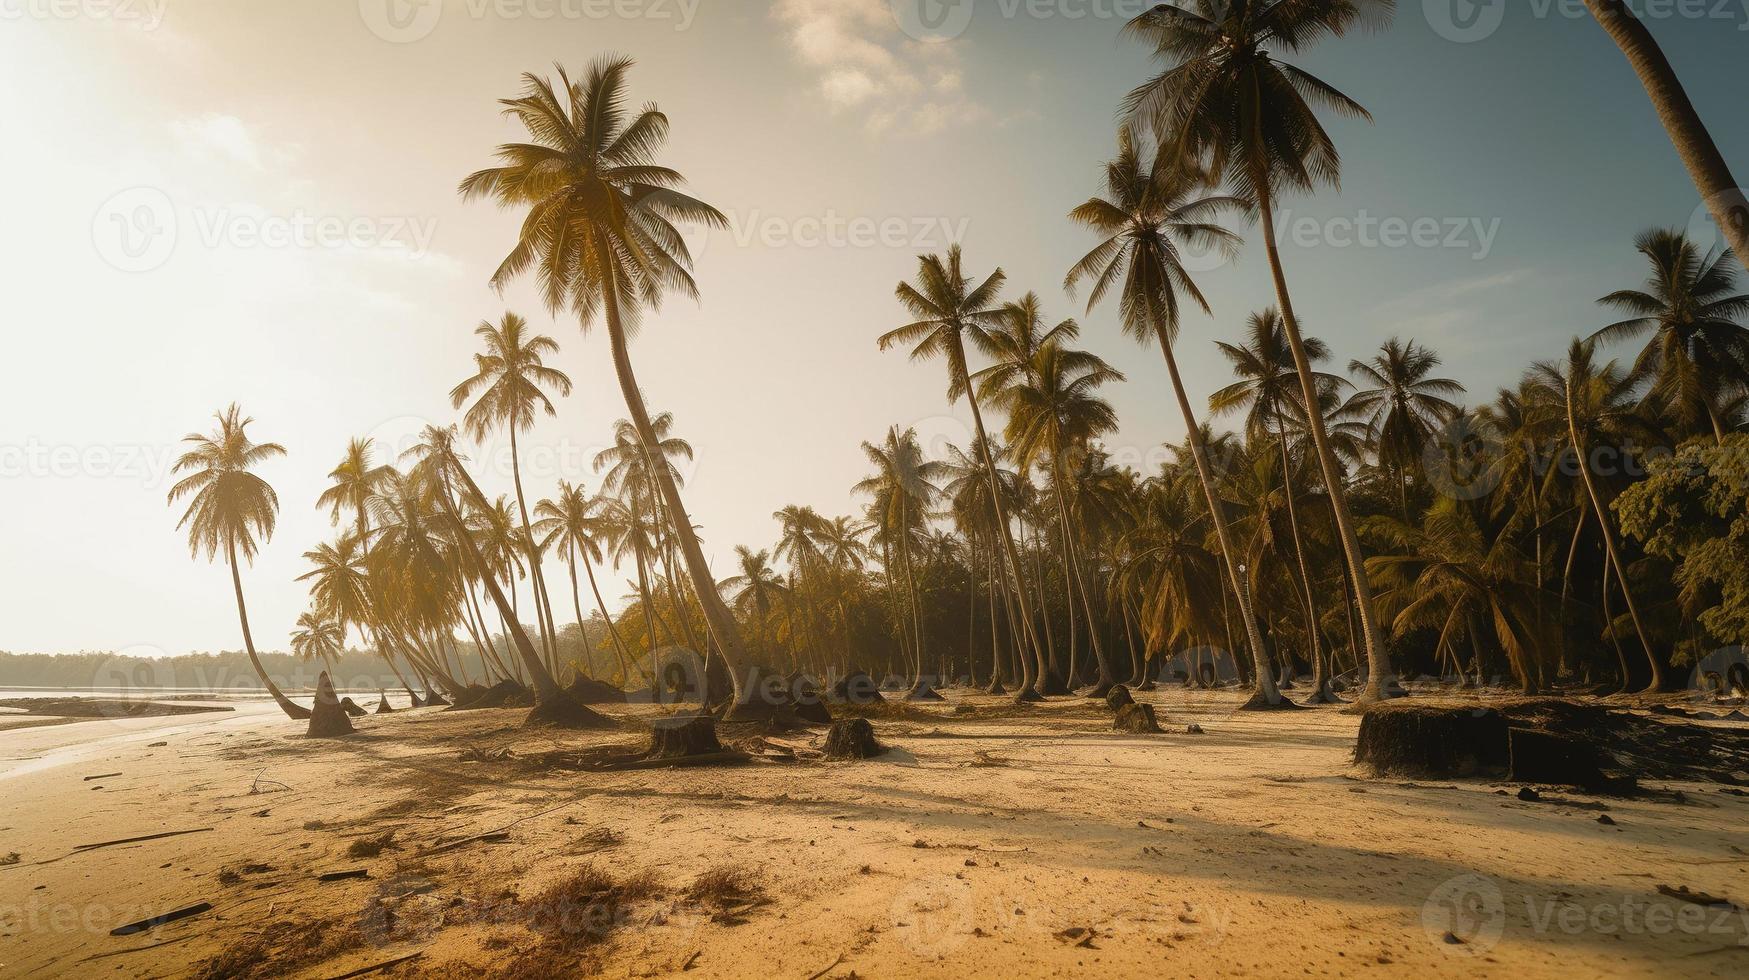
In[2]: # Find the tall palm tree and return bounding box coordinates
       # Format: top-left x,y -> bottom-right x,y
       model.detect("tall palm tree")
1123,0 -> 1397,701
1529,339 -> 1665,691
1345,337 -> 1466,519
289,611 -> 344,672
881,246 -> 1047,701
982,334 -> 1126,695
168,405 -> 309,720
1580,0 -> 1748,263
1211,310 -> 1347,699
595,415 -> 702,655
721,546 -> 783,660
535,480 -> 634,686
855,427 -> 945,694
1064,127 -> 1285,707
459,56 -> 749,701
1591,229 -> 1749,443
450,312 -> 574,669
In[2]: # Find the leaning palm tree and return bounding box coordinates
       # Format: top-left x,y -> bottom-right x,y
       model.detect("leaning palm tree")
168,405 -> 309,720
1122,0 -> 1397,701
1065,127 -> 1284,707
534,480 -> 634,686
1590,229 -> 1749,443
1345,337 -> 1466,519
459,55 -> 750,702
450,312 -> 573,666
1580,0 -> 1748,263
881,245 -> 1047,701
1529,339 -> 1665,691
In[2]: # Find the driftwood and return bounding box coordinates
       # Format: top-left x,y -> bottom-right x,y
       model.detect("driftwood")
83,772 -> 122,782
110,902 -> 212,936
74,828 -> 214,852
321,952 -> 424,979
316,869 -> 370,882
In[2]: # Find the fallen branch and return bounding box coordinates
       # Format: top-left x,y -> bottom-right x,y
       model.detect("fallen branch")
83,772 -> 122,782
317,869 -> 371,882
74,828 -> 213,852
110,902 -> 213,936
804,952 -> 844,980
417,799 -> 579,856
321,952 -> 423,979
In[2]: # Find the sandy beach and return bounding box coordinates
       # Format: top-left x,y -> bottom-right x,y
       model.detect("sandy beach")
3,690 -> 1747,979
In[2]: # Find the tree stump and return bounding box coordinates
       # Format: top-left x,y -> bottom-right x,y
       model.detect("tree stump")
823,718 -> 886,760
1352,704 -> 1509,777
374,691 -> 395,714
830,670 -> 885,705
565,676 -> 629,705
306,672 -> 354,738
1104,685 -> 1135,711
339,697 -> 367,718
646,714 -> 723,760
523,694 -> 617,730
903,680 -> 946,702
1113,702 -> 1163,734
1508,728 -> 1608,789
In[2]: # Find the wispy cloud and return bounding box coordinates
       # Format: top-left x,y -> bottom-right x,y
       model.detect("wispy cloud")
771,0 -> 987,136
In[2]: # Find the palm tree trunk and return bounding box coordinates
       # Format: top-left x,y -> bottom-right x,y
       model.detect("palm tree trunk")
226,536 -> 309,720
1564,384 -> 1664,691
1253,186 -> 1393,701
1275,419 -> 1325,695
1153,323 -> 1282,706
594,242 -> 749,702
954,337 -> 1046,699
580,543 -> 635,686
1582,0 -> 1749,263
1026,516 -> 1064,692
1053,469 -> 1114,693
510,430 -> 556,667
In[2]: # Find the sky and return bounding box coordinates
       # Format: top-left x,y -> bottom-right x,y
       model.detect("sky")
1,0 -> 1746,657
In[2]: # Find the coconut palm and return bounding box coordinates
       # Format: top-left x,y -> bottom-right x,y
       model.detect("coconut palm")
289,611 -> 345,671
1528,339 -> 1666,691
881,246 -> 1048,700
1345,337 -> 1466,519
595,415 -> 702,655
459,56 -> 750,701
450,312 -> 573,668
721,546 -> 783,660
982,335 -> 1126,695
1064,126 -> 1284,707
1590,229 -> 1749,442
534,480 -> 634,686
1211,310 -> 1347,698
167,405 -> 309,720
1122,0 -> 1397,700
855,427 -> 945,694
1580,0 -> 1748,263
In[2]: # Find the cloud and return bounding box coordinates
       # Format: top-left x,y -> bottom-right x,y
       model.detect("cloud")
170,114 -> 273,170
771,0 -> 985,137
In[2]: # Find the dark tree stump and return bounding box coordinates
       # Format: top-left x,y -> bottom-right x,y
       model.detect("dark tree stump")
830,670 -> 885,705
903,681 -> 945,702
1353,704 -> 1508,777
306,672 -> 354,739
523,693 -> 617,730
449,680 -> 526,711
646,714 -> 723,759
823,718 -> 886,760
339,697 -> 367,718
565,676 -> 629,705
1113,702 -> 1163,734
985,678 -> 1008,696
1508,728 -> 1608,789
374,691 -> 395,714
1104,685 -> 1135,712
421,688 -> 449,708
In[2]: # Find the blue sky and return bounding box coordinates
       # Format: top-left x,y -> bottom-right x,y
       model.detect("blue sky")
1,0 -> 1745,655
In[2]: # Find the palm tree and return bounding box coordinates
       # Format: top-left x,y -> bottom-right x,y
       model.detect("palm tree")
595,415 -> 702,656
289,611 -> 345,672
1529,339 -> 1665,691
535,480 -> 634,686
168,405 -> 309,720
1122,0 -> 1397,701
982,331 -> 1127,695
460,55 -> 748,701
855,427 -> 945,695
721,546 -> 783,660
1345,337 -> 1466,519
1211,310 -> 1348,698
1591,229 -> 1749,442
882,246 -> 1048,700
1580,0 -> 1748,263
1064,127 -> 1284,707
450,312 -> 574,670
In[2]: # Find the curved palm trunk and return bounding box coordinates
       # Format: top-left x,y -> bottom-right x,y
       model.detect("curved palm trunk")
1275,419 -> 1327,698
595,249 -> 748,703
226,537 -> 310,720
509,429 -> 557,668
580,544 -> 635,686
1254,187 -> 1392,701
1154,324 -> 1283,706
1565,388 -> 1664,691
954,337 -> 1046,700
1582,0 -> 1748,263
1026,517 -> 1065,692
1052,470 -> 1115,693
